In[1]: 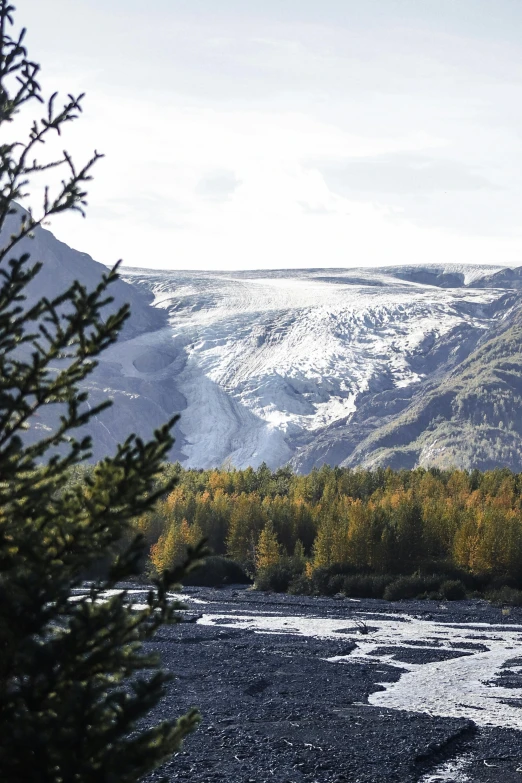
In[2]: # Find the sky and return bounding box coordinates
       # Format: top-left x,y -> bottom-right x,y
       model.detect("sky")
15,0 -> 522,270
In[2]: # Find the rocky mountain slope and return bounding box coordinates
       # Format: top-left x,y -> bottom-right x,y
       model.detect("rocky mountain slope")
334,301 -> 522,472
4,211 -> 522,470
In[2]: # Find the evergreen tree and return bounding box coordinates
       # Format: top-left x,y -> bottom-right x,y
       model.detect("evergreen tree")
0,3 -> 205,780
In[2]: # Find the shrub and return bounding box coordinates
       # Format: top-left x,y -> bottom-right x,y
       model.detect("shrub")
326,573 -> 347,595
486,586 -> 522,606
183,556 -> 250,587
384,574 -> 442,601
466,571 -> 495,593
342,574 -> 395,599
308,563 -> 359,596
440,580 -> 466,601
489,574 -> 519,590
287,573 -> 313,595
255,562 -> 295,592
383,574 -> 467,601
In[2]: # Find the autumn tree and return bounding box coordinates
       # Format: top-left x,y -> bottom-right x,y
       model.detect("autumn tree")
226,492 -> 266,571
256,519 -> 282,571
150,518 -> 203,574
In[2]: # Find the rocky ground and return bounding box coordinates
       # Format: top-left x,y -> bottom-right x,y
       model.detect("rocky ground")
135,588 -> 522,783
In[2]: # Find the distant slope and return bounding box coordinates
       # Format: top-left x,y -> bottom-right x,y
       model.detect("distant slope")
382,263 -> 504,289
2,207 -> 164,336
0,208 -> 188,462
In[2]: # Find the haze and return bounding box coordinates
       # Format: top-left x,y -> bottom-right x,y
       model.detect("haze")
19,0 -> 522,270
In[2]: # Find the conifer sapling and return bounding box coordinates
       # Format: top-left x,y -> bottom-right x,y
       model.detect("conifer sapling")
0,3 -> 205,780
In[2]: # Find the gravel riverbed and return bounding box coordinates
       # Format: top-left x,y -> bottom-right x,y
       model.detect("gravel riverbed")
126,587 -> 522,782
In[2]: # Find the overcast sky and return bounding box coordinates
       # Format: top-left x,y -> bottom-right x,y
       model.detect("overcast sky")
16,0 -> 522,270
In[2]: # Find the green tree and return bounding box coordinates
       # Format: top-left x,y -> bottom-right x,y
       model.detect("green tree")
226,492 -> 266,571
0,3 -> 204,780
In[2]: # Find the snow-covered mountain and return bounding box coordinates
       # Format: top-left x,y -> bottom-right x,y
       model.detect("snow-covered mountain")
120,264 -> 520,471
5,211 -> 522,470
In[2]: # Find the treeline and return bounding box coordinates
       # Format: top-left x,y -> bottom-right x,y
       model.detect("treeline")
130,463 -> 522,598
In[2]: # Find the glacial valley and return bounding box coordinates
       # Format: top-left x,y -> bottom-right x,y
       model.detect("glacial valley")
11,208 -> 522,472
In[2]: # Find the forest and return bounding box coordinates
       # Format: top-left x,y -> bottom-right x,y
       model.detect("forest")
123,463 -> 522,601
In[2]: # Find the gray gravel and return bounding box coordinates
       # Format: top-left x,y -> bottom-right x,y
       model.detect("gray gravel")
134,588 -> 522,783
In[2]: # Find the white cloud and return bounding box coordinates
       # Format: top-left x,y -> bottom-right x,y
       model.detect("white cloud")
14,0 -> 522,269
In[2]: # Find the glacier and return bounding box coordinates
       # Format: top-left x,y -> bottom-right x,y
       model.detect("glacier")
117,265 -> 508,469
